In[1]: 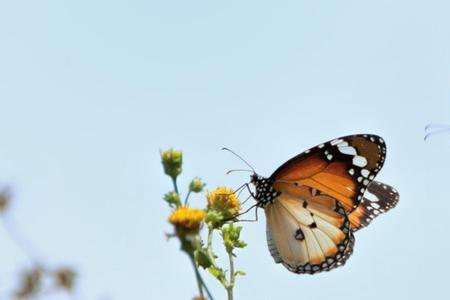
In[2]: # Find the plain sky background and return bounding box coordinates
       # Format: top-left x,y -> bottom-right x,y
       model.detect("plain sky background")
1,1 -> 450,299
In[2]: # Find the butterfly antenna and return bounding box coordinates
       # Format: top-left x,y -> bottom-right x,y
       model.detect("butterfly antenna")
424,129 -> 450,140
221,147 -> 256,173
425,123 -> 450,131
226,169 -> 254,175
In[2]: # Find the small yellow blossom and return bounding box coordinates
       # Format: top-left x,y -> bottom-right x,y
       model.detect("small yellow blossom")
207,187 -> 240,220
169,206 -> 206,235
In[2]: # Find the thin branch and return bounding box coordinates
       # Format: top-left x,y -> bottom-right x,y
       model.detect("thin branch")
1,216 -> 44,265
226,251 -> 235,300
189,255 -> 204,298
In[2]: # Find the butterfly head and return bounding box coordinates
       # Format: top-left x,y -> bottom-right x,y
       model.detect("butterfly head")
250,174 -> 280,208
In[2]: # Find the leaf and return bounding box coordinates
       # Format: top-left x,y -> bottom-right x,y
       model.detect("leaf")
194,249 -> 213,269
208,266 -> 225,280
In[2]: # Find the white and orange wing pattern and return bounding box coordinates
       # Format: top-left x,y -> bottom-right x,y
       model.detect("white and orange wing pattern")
250,134 -> 399,274
265,185 -> 354,274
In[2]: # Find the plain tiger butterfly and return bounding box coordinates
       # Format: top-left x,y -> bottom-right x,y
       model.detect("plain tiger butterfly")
227,134 -> 399,274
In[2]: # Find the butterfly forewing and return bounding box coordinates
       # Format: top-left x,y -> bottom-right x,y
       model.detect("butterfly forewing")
270,134 -> 386,211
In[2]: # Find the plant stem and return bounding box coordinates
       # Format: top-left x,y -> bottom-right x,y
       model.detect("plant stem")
1,216 -> 42,265
189,253 -> 214,300
189,255 -> 204,298
201,275 -> 214,300
206,225 -> 230,288
226,251 -> 235,300
171,177 -> 179,195
184,190 -> 191,205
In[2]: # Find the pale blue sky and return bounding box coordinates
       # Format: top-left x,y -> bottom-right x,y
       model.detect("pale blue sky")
1,1 -> 450,299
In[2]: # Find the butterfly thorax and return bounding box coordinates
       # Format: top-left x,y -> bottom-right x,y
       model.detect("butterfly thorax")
250,174 -> 281,208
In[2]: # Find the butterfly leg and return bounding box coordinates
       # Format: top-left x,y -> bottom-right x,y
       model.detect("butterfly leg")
244,183 -> 256,199
233,183 -> 248,197
236,206 -> 259,222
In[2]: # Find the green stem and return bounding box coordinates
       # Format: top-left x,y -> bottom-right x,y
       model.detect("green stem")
184,190 -> 191,205
206,225 -> 230,287
189,255 -> 204,298
226,251 -> 235,300
189,253 -> 215,300
171,177 -> 179,195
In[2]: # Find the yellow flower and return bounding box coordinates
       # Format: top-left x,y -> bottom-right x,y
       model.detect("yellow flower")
206,187 -> 240,220
169,206 -> 206,235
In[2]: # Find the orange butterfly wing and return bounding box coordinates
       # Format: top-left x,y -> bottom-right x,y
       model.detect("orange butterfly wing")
270,134 -> 386,211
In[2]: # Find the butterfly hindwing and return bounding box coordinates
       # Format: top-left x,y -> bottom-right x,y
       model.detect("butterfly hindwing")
265,185 -> 354,274
349,180 -> 400,231
270,134 -> 386,211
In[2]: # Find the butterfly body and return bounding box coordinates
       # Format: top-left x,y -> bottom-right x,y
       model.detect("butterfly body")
250,175 -> 280,207
246,134 -> 399,274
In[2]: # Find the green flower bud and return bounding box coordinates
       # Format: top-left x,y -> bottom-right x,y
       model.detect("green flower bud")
164,191 -> 181,207
205,210 -> 223,226
189,178 -> 205,193
160,149 -> 183,179
221,224 -> 247,253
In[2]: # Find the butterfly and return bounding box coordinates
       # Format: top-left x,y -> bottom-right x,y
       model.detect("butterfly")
233,134 -> 399,274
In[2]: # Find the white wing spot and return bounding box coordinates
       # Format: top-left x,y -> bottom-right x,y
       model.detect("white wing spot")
348,168 -> 355,175
331,139 -> 344,146
327,154 -> 333,160
318,144 -> 325,148
361,169 -> 370,178
338,146 -> 357,156
353,155 -> 368,167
